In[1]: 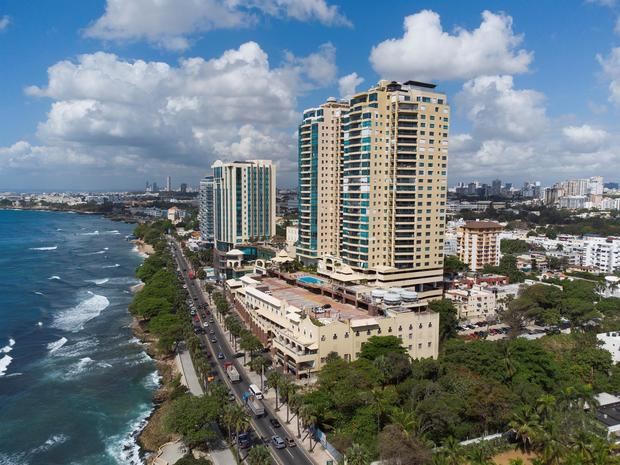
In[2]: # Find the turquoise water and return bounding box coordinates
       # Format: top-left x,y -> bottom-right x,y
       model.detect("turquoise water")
0,210 -> 157,465
297,276 -> 324,285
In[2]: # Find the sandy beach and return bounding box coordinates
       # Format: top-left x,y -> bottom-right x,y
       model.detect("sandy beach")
133,239 -> 155,256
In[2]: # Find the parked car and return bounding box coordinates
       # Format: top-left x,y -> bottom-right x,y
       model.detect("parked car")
271,436 -> 285,449
217,352 -> 225,359
211,337 -> 217,343
269,418 -> 281,428
237,433 -> 251,449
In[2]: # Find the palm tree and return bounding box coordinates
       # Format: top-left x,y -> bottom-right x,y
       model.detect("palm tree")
345,443 -> 372,465
248,355 -> 270,390
267,370 -> 284,410
536,394 -> 557,423
537,420 -> 564,465
288,391 -> 304,437
440,436 -> 464,465
467,444 -> 495,465
279,376 -> 297,423
299,403 -> 318,451
223,404 -> 250,463
247,444 -> 271,465
509,406 -> 540,454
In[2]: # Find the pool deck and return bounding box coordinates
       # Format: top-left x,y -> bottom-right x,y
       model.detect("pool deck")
259,276 -> 371,321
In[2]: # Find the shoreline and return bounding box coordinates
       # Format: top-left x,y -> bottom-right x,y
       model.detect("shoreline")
0,205 -> 140,223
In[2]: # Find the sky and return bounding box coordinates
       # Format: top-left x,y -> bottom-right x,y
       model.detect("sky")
1,0 -> 620,191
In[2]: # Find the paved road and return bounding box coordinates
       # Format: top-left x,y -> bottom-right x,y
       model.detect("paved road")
169,239 -> 315,465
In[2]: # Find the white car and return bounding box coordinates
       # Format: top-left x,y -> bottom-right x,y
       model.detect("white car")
203,322 -> 209,328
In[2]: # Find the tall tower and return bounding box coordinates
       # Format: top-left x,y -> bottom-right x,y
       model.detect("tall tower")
212,160 -> 276,249
166,176 -> 172,192
199,176 -> 214,242
298,80 -> 450,299
297,98 -> 348,266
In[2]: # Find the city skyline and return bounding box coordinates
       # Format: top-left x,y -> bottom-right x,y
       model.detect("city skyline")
2,1 -> 620,190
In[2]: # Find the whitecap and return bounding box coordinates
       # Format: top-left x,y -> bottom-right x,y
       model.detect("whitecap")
33,291 -> 44,296
131,245 -> 148,258
81,230 -> 99,236
105,404 -> 153,465
0,354 -> 13,377
84,250 -> 106,255
51,293 -> 110,332
29,246 -> 57,251
65,357 -> 111,377
30,433 -> 69,455
51,338 -> 97,358
142,371 -> 161,390
105,230 -> 121,235
104,247 -> 109,250
103,263 -> 120,268
1,338 -> 15,355
48,275 -> 61,280
47,337 -> 68,353
86,278 -> 109,285
37,322 -> 43,327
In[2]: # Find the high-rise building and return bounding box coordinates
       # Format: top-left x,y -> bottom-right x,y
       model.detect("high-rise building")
297,80 -> 449,299
199,176 -> 214,242
457,221 -> 503,271
297,98 -> 348,266
212,160 -> 276,249
166,176 -> 172,192
491,179 -> 502,197
180,183 -> 187,193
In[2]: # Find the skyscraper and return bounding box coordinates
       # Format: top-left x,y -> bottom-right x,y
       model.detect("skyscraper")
212,160 -> 276,249
166,176 -> 172,192
297,98 -> 348,266
199,176 -> 214,242
297,80 -> 449,298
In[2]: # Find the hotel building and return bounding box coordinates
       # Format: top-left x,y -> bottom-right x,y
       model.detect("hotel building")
297,98 -> 348,265
199,175 -> 214,242
297,80 -> 450,301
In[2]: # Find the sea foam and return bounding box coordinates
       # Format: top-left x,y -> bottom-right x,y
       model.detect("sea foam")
87,278 -> 109,285
52,293 -> 110,332
0,355 -> 13,377
29,246 -> 57,251
48,275 -> 61,280
47,337 -> 68,353
105,404 -> 153,465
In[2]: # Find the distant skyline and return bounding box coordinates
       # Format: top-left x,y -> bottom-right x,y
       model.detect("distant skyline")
2,0 -> 620,190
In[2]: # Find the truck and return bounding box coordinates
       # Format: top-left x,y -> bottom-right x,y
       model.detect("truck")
224,362 -> 240,383
246,396 -> 265,417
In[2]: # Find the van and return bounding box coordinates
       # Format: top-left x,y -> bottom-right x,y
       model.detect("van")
249,384 -> 263,399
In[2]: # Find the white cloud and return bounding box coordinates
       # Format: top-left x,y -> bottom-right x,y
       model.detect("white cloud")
597,47 -> 620,104
586,0 -> 616,7
84,0 -> 349,50
338,72 -> 364,99
0,15 -> 9,31
456,75 -> 547,141
2,42 -> 336,187
369,10 -> 532,82
562,124 -> 608,151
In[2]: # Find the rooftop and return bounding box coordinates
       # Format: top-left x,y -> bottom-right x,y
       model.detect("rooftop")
463,221 -> 503,230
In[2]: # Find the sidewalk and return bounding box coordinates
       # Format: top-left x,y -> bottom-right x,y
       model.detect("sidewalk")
175,330 -> 236,465
204,289 -> 337,465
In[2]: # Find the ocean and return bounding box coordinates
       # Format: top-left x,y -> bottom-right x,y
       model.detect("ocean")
0,210 -> 158,465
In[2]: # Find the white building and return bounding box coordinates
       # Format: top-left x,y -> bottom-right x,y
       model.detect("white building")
445,287 -> 497,321
598,332 -> 620,364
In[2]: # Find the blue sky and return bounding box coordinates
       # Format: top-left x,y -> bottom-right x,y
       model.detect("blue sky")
1,0 -> 620,190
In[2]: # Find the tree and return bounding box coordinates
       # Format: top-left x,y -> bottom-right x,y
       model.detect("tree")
501,239 -> 530,255
509,406 -> 540,454
378,424 -> 432,465
164,394 -> 221,447
429,299 -> 459,341
246,445 -> 271,465
345,443 -> 372,465
223,404 -> 250,463
444,255 -> 469,274
359,336 -> 406,361
267,370 -> 284,410
248,355 -> 270,390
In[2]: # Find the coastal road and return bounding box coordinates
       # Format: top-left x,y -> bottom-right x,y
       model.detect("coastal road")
168,239 -> 315,465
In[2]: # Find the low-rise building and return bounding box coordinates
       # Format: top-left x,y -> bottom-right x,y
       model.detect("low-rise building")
445,286 -> 497,321
516,253 -> 548,273
229,275 -> 439,378
597,332 -> 620,364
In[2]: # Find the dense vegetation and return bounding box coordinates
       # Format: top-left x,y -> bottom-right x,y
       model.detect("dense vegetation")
298,333 -> 620,464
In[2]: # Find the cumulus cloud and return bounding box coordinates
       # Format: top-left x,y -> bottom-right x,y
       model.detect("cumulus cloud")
562,124 -> 608,151
0,15 -> 9,31
2,42 -> 337,187
369,10 -> 532,82
84,0 -> 349,50
456,75 -> 547,141
338,72 -> 364,99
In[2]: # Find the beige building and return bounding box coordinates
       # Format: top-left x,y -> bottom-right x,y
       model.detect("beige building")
457,221 -> 503,271
445,286 -> 497,321
297,98 -> 348,265
298,80 -> 450,300
229,275 -> 438,378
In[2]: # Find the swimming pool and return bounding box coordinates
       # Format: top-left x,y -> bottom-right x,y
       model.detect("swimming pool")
297,276 -> 325,285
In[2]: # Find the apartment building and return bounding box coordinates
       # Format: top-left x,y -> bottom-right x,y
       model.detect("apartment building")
445,286 -> 497,321
229,275 -> 438,378
211,160 -> 276,249
199,176 -> 214,242
297,80 -> 449,300
457,221 -> 502,271
297,98 -> 348,265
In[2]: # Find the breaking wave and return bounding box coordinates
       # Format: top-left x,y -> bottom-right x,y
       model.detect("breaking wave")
29,246 -> 57,251
51,293 -> 110,332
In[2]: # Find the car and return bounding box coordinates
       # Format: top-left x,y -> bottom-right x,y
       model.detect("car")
190,310 -> 196,316
271,436 -> 286,449
217,352 -> 225,359
210,329 -> 215,334
286,437 -> 296,447
182,284 -> 188,289
228,392 -> 235,402
269,418 -> 281,428
237,432 -> 251,449
233,352 -> 244,358
209,318 -> 214,323
211,337 -> 217,343
203,322 -> 209,328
